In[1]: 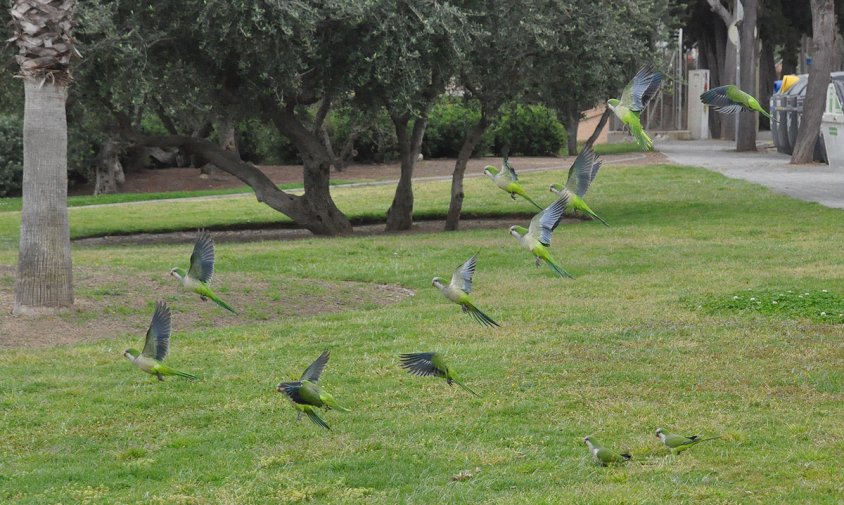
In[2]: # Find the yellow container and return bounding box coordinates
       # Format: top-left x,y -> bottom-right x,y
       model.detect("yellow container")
780,75 -> 800,94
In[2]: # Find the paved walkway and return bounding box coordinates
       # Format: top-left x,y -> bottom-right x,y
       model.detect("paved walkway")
657,135 -> 844,209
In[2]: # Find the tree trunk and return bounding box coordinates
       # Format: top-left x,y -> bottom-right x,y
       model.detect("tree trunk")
792,0 -> 835,164
736,0 -> 758,151
563,105 -> 580,156
94,137 -> 124,195
721,37 -> 738,140
445,115 -> 490,231
759,35 -> 776,131
781,33 -> 799,76
584,108 -> 612,150
270,106 -> 353,234
386,114 -> 428,232
14,80 -> 74,314
707,0 -> 738,140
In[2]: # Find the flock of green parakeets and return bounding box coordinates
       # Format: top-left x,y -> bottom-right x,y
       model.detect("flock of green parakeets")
122,66 -> 771,465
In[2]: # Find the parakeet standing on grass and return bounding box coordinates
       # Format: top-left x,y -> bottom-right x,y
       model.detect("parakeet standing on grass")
483,158 -> 543,210
700,85 -> 775,121
170,231 -> 236,314
277,351 -> 349,430
432,252 -> 500,328
583,436 -> 631,466
549,145 -> 608,226
399,352 -> 479,396
509,193 -> 573,278
607,66 -> 663,151
123,301 -> 197,381
655,428 -> 721,453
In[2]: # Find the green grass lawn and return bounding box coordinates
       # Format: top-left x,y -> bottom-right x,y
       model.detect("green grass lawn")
2,163 -> 844,503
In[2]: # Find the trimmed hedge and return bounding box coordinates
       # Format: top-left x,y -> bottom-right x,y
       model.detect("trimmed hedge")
492,103 -> 567,156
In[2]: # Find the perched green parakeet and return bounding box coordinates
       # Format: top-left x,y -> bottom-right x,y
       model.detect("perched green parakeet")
509,193 -> 573,278
432,252 -> 499,328
700,85 -> 775,121
549,145 -> 608,226
277,351 -> 349,430
170,231 -> 236,314
583,436 -> 631,466
607,66 -> 663,151
123,301 -> 197,381
655,428 -> 721,453
483,158 -> 543,210
399,352 -> 479,396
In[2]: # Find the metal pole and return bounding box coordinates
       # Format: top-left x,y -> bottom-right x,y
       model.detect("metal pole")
678,28 -> 684,131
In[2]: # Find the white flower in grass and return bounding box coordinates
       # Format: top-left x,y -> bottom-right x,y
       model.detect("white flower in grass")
750,297 -> 757,301
805,292 -> 810,296
733,296 -> 740,300
772,301 -> 778,305
821,312 -> 827,316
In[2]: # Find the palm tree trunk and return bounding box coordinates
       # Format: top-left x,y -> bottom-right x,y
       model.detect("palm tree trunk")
14,80 -> 74,313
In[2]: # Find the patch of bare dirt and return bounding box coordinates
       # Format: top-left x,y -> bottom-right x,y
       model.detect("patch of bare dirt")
0,265 -> 413,349
68,153 -> 665,196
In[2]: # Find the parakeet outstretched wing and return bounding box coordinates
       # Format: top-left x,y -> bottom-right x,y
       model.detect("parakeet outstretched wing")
565,146 -> 603,198
502,158 -> 519,182
621,66 -> 662,112
142,301 -> 171,361
277,381 -> 305,403
188,231 -> 215,283
449,252 -> 478,294
399,352 -> 446,378
300,350 -> 330,383
528,193 -> 571,246
700,85 -> 744,114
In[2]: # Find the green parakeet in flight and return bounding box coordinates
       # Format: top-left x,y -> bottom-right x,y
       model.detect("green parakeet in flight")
607,66 -> 663,151
655,428 -> 720,453
583,436 -> 631,466
699,85 -> 775,121
399,352 -> 479,396
277,351 -> 350,430
432,252 -> 500,328
123,301 -> 197,381
549,145 -> 608,226
170,231 -> 236,314
509,193 -> 573,278
483,158 -> 543,210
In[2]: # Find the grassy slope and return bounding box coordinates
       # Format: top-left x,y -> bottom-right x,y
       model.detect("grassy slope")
1,164 -> 844,503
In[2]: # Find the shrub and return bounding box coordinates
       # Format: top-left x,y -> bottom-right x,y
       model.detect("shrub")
237,119 -> 300,165
422,97 -> 493,158
328,107 -> 398,163
492,103 -> 567,156
0,115 -> 23,197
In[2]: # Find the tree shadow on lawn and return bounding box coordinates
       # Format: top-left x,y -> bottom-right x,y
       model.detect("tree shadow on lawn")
0,265 -> 413,349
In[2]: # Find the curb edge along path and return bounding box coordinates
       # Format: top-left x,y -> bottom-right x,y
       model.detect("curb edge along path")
658,135 -> 844,210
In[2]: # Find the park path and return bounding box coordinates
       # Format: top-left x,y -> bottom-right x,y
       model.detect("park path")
658,134 -> 844,210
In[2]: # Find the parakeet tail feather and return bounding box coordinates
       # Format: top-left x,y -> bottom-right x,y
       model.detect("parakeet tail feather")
453,379 -> 480,397
306,410 -> 331,430
209,293 -> 237,314
545,258 -> 574,279
466,304 -> 500,328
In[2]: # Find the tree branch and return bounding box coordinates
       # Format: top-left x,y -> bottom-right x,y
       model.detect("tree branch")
706,0 -> 733,26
